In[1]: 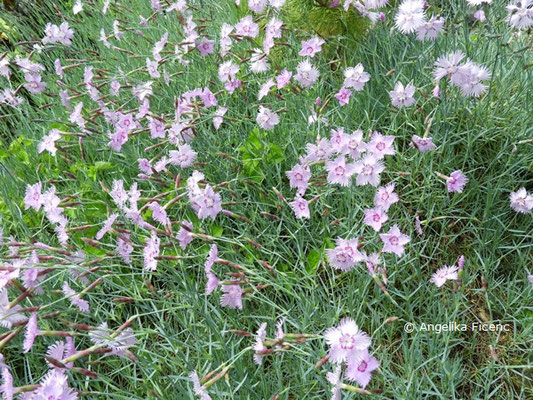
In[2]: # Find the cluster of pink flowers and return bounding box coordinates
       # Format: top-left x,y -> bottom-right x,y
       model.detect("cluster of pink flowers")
325,318 -> 380,391
394,0 -> 445,40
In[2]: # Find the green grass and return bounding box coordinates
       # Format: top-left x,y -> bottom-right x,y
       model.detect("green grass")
0,1 -> 532,399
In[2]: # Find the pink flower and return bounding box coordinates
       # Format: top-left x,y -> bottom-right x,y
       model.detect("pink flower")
446,170 -> 468,193
46,338 -> 75,369
433,51 -> 467,82
411,135 -> 436,152
415,15 -> 445,41
509,188 -> 533,213
253,322 -> 268,365
24,73 -> 46,94
24,182 -> 43,211
353,155 -> 385,187
367,132 -> 395,159
305,138 -> 333,163
430,265 -> 459,287
143,231 -> 160,271
286,163 -> 311,193
345,130 -> 366,159
196,37 -> 215,56
200,87 -> 217,108
343,64 -> 370,90
326,156 -> 356,186
213,107 -> 227,130
473,9 -> 486,22
189,371 -> 212,400
62,282 -> 89,313
258,79 -> 275,100
390,81 -> 416,108
298,37 -> 325,57
395,0 -> 426,34
169,144 -> 197,168
42,22 -> 74,46
218,61 -> 239,83
289,195 -> 310,219
335,87 -> 352,106
374,183 -> 399,211
364,207 -> 388,232
0,289 -> 25,328
256,106 -> 280,130
220,285 -> 243,309
294,59 -> 319,88
345,349 -> 380,388
235,16 -> 259,38
23,313 -> 40,353
324,318 -> 371,364
193,185 -> 222,220
380,224 -> 410,256
249,0 -> 268,13
326,238 -> 364,271
146,58 -> 160,78
276,69 -> 292,89
148,116 -> 166,139
329,127 -> 349,154
177,221 -> 195,250
117,235 -> 133,264
89,322 -> 136,356
30,370 -> 78,400
149,202 -> 171,226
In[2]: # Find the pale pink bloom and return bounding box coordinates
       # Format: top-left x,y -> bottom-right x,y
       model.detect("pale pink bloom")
0,89 -> 23,107
380,224 -> 410,256
353,154 -> 385,187
62,282 -> 89,313
329,127 -> 349,154
24,73 -> 46,94
294,59 -> 320,88
324,318 -> 371,364
253,322 -> 268,365
220,285 -> 243,309
528,275 -> 533,289
42,22 -> 74,46
305,138 -> 334,163
146,58 -> 160,78
326,365 -> 343,400
46,338 -> 75,369
189,371 -> 212,400
456,62 -> 491,97
326,238 -> 364,271
286,163 -> 311,192
54,59 -> 63,78
193,185 -> 222,220
256,106 -> 280,130
0,289 -> 25,328
23,313 -> 40,353
289,195 -> 310,219
432,85 -> 440,98
326,156 -> 356,186
200,87 -> 217,108
218,61 -> 239,83
345,349 -> 380,388
220,24 -> 233,56
143,231 -> 160,271
364,252 -> 380,275
343,64 -> 370,90
169,144 -> 197,168
138,158 -> 153,175
335,87 -> 352,106
433,51 -> 467,82
95,213 -> 118,240
89,322 -> 136,356
411,135 -> 436,152
446,170 -> 468,193
364,207 -> 388,232
395,0 -> 426,33
24,182 -> 43,211
269,0 -> 286,8
107,128 -> 128,151
510,188 -> 533,213
30,370 -> 78,400
213,106 -> 227,130
416,16 -> 445,41
345,130 -> 366,159
177,221 -> 194,250
258,79 -> 275,100
235,16 -> 259,38
276,69 -> 292,89
250,49 -> 270,73
367,132 -> 395,159
206,272 -> 219,295
205,244 -> 218,273
110,179 -> 128,209
149,202 -> 171,226
196,37 -> 215,56
390,81 -> 416,108
249,0 -> 268,13
299,37 -> 325,57
148,116 -> 166,139
430,265 -> 459,287
276,317 -> 285,340
507,0 -> 533,29
69,102 -> 85,130
467,0 -> 491,4
473,9 -> 486,22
